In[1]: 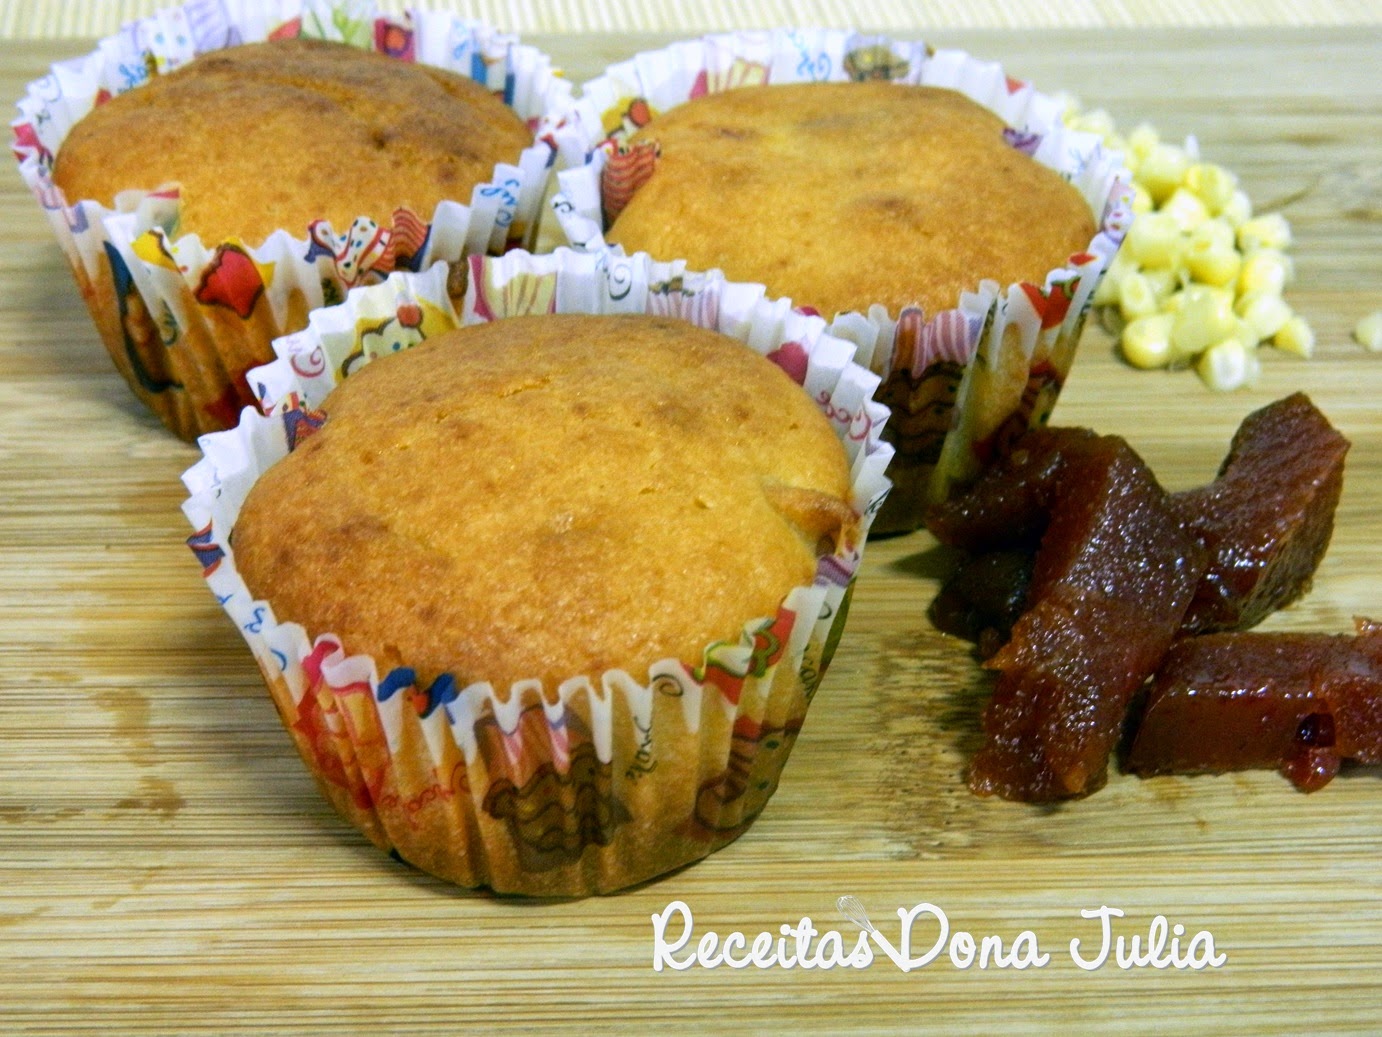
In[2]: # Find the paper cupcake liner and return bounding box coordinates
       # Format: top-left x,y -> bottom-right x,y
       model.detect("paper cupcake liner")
544,29 -> 1133,533
182,251 -> 893,896
12,0 -> 573,441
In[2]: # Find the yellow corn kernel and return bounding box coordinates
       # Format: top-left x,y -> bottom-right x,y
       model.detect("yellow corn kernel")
1220,188 -> 1253,228
1190,217 -> 1236,253
1092,247 -> 1135,306
1142,267 -> 1181,302
1184,162 -> 1239,215
1121,313 -> 1176,369
1236,291 -> 1293,340
1162,186 -> 1210,232
1069,108 -> 1117,139
1130,182 -> 1154,215
1273,315 -> 1315,357
1098,305 -> 1126,337
1126,211 -> 1185,269
1196,338 -> 1257,391
1138,143 -> 1192,205
1127,122 -> 1161,163
1354,310 -> 1382,352
1237,248 -> 1294,298
1118,271 -> 1161,321
1185,238 -> 1242,288
1237,213 -> 1292,252
1163,287 -> 1192,315
1232,315 -> 1262,350
1172,286 -> 1238,360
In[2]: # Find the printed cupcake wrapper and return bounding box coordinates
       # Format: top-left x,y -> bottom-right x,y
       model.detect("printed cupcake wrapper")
12,0 -> 573,440
544,29 -> 1133,532
182,252 -> 893,895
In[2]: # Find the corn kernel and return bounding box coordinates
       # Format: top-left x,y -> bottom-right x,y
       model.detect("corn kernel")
1246,347 -> 1263,383
1236,291 -> 1293,340
1184,162 -> 1239,214
1092,248 -> 1135,306
1126,211 -> 1185,269
1130,182 -> 1154,215
1139,143 -> 1192,204
1273,315 -> 1315,357
1237,248 -> 1294,298
1121,313 -> 1176,369
1354,310 -> 1382,352
1220,189 -> 1253,228
1163,288 -> 1190,315
1172,287 -> 1238,360
1127,122 -> 1161,164
1099,305 -> 1126,337
1118,272 -> 1161,321
1231,315 -> 1261,349
1070,108 -> 1117,139
1142,267 -> 1181,302
1237,213 -> 1293,252
1162,187 -> 1211,232
1191,217 -> 1235,252
1185,239 -> 1242,287
1196,337 -> 1257,391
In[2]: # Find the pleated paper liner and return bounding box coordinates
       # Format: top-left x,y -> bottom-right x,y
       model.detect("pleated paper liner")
544,29 -> 1133,532
182,252 -> 893,895
12,0 -> 573,440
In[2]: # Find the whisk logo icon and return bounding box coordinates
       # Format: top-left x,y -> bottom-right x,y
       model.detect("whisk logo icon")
836,896 -> 1050,972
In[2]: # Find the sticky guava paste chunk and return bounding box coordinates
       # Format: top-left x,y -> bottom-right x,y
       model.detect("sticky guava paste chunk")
1125,619 -> 1382,792
927,427 -> 1206,801
1171,392 -> 1349,634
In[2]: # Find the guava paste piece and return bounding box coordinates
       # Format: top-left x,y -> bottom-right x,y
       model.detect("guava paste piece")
928,550 -> 1034,659
1125,619 -> 1382,792
1172,393 -> 1349,634
927,428 -> 1206,801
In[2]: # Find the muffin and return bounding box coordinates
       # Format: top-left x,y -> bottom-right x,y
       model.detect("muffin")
605,82 -> 1096,323
183,254 -> 893,896
15,7 -> 569,440
549,30 -> 1133,531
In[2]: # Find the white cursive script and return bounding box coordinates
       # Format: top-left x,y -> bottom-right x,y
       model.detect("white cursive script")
651,901 -> 873,971
652,899 -> 1228,973
1069,906 -> 1227,971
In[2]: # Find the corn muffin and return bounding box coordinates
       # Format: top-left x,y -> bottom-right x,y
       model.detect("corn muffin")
54,38 -> 531,247
606,81 -> 1096,322
561,50 -> 1128,533
227,312 -> 860,894
45,36 -> 535,440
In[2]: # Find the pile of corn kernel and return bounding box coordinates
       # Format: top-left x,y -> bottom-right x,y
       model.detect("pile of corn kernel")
1062,103 -> 1313,391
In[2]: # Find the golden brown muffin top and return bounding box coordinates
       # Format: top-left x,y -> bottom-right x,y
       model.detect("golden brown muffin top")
52,38 -> 532,245
233,314 -> 856,691
606,82 -> 1097,319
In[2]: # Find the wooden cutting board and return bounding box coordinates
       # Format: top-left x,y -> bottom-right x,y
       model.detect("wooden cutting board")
1,27 -> 1379,1036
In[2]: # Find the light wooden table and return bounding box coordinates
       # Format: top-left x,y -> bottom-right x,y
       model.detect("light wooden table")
2,29 -> 1380,1036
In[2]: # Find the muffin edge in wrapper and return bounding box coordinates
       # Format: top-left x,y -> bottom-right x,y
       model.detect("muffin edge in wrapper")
181,252 -> 894,896
12,0 -> 573,441
544,29 -> 1134,532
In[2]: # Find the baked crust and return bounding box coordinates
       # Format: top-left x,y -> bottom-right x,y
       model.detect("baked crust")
607,82 -> 1096,319
233,313 -> 856,692
53,37 -> 532,245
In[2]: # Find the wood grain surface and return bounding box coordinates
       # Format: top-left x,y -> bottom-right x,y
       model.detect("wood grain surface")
1,28 -> 1379,1036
